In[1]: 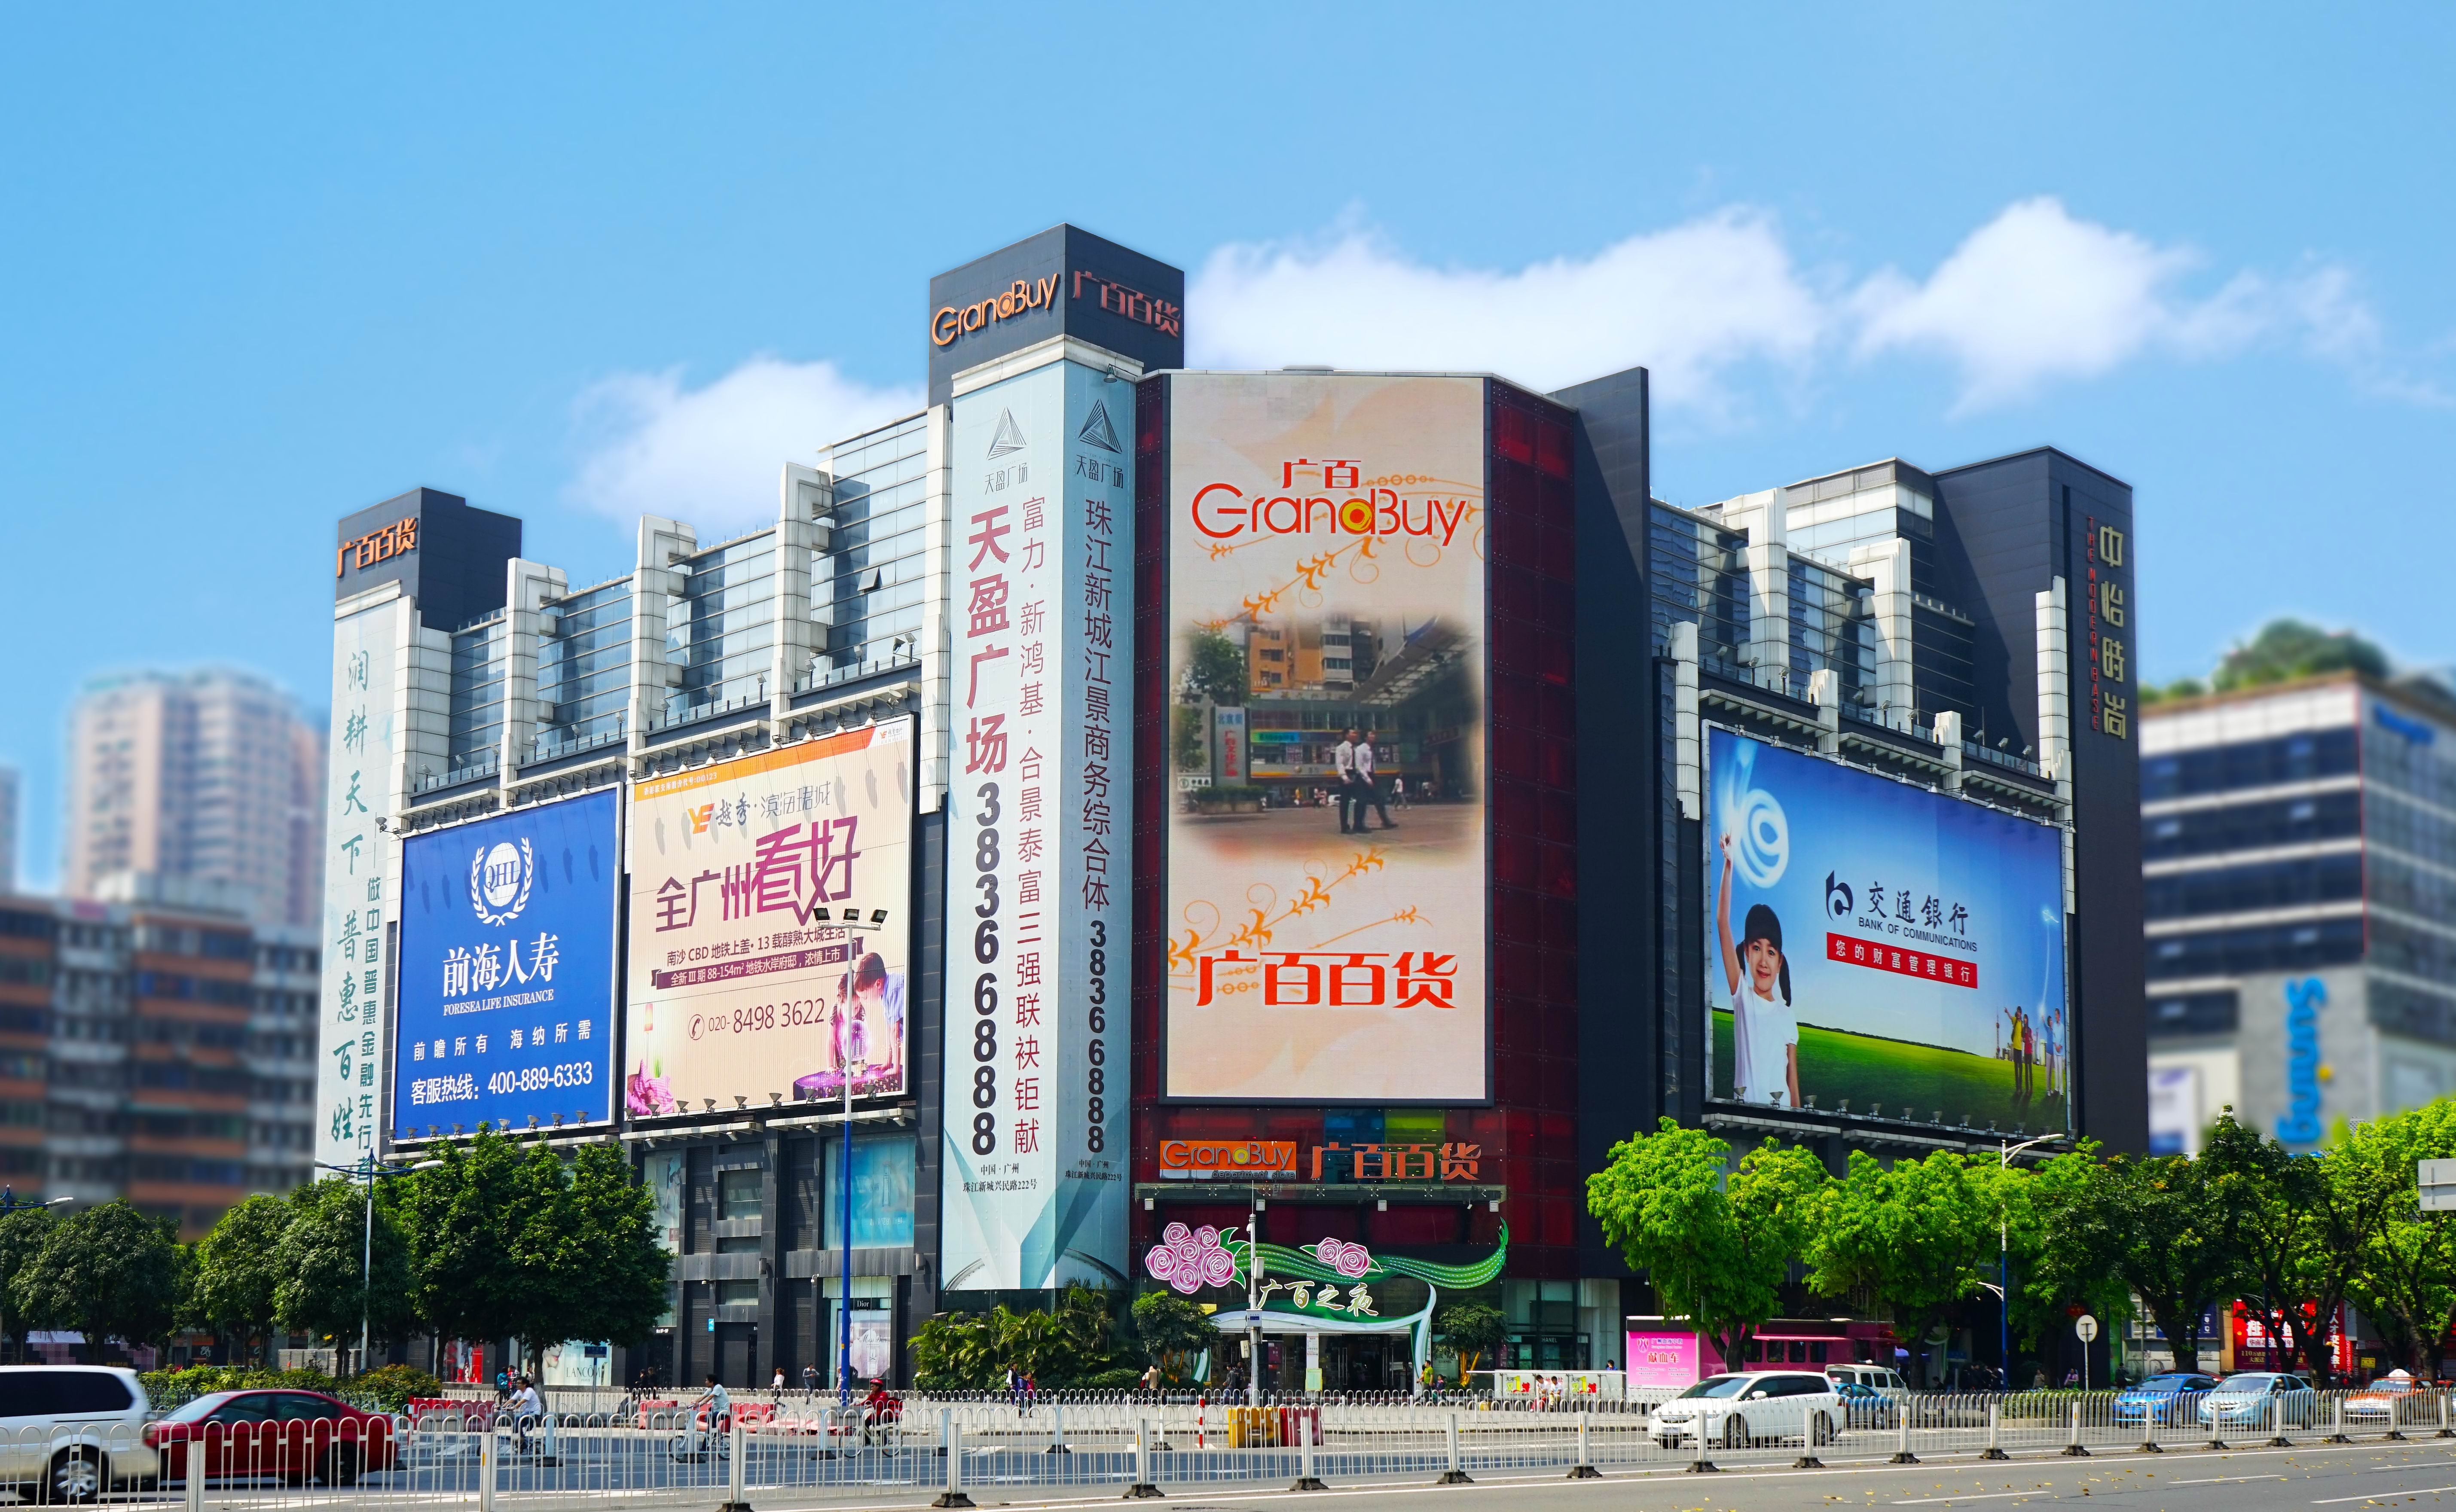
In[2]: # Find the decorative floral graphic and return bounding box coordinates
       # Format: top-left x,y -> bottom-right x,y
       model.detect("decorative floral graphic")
626,1059 -> 676,1116
1145,1222 -> 1240,1294
1312,1236 -> 1374,1278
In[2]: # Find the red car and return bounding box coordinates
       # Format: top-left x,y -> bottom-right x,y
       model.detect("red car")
144,1390 -> 395,1484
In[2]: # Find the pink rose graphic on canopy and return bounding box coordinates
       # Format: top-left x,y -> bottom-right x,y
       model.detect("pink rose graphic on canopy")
1144,1222 -> 1238,1295
1313,1237 -> 1374,1277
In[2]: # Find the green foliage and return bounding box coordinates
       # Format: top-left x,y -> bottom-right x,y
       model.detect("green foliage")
2029,1146 -> 2221,1372
1434,1302 -> 1506,1378
914,1286 -> 1122,1389
1172,705 -> 1207,771
2341,1104 -> 2456,1376
274,1177 -> 417,1347
10,1199 -> 186,1351
401,1129 -> 669,1375
2212,619 -> 2390,692
351,1363 -> 444,1411
1080,1365 -> 1147,1390
1804,1149 -> 2021,1372
1586,1118 -> 1827,1371
0,1205 -> 60,1345
189,1195 -> 293,1364
2202,1107 -> 2399,1385
1182,629 -> 1246,707
1131,1290 -> 1214,1378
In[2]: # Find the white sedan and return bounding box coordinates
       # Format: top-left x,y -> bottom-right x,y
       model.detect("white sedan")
1649,1371 -> 1845,1450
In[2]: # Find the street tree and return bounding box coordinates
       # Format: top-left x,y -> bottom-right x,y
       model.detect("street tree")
1181,630 -> 1246,707
273,1176 -> 416,1350
1586,1118 -> 1827,1373
2030,1147 -> 2230,1374
11,1201 -> 185,1356
541,1141 -> 674,1357
189,1194 -> 292,1364
1434,1302 -> 1506,1381
2343,1104 -> 2456,1376
0,1205 -> 59,1352
1805,1150 -> 2014,1384
2202,1108 -> 2399,1385
1132,1290 -> 1215,1381
401,1126 -> 536,1356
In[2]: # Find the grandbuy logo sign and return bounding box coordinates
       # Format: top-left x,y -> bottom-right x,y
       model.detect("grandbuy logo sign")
931,270 -> 1184,349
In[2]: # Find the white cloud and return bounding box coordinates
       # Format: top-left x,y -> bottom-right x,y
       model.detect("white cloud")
1848,196 -> 2421,413
1187,211 -> 1827,415
565,357 -> 922,533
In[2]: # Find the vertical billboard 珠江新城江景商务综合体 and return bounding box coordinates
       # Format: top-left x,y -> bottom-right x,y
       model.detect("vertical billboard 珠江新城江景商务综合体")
393,789 -> 621,1135
1703,726 -> 2069,1128
938,356 -> 1132,1293
624,718 -> 914,1114
1163,373 -> 1489,1104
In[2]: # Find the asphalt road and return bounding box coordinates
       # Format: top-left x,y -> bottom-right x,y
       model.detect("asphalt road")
731,1439 -> 2456,1512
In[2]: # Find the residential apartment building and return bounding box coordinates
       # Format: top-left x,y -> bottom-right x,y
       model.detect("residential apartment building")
0,892 -> 319,1236
2144,672 -> 2456,1152
63,669 -> 327,930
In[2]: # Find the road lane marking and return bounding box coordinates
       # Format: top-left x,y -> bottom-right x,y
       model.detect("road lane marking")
1894,1494 -> 2052,1505
2314,1488 -> 2456,1504
2175,1475 -> 2286,1485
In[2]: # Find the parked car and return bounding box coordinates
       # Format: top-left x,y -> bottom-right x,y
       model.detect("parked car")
1647,1372 -> 1843,1450
1827,1364 -> 1910,1398
2196,1373 -> 2316,1431
2111,1372 -> 2221,1427
0,1364 -> 161,1504
144,1390 -> 396,1485
1833,1380 -> 1900,1429
2345,1369 -> 2424,1426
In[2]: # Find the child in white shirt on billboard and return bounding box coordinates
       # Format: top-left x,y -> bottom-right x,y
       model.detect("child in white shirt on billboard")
1716,832 -> 1801,1109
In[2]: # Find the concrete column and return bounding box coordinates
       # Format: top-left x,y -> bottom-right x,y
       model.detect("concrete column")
1852,538 -> 1916,732
1933,710 -> 1964,793
628,515 -> 697,763
2035,579 -> 2071,778
1744,541 -> 1792,695
1671,621 -> 1702,821
772,463 -> 835,721
1806,668 -> 1842,755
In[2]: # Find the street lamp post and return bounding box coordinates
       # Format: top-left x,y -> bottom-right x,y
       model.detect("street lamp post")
1998,1135 -> 2059,1387
315,1155 -> 421,1376
837,1062 -> 854,1409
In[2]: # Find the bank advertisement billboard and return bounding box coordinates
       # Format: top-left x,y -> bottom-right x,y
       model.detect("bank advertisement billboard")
393,790 -> 620,1136
1705,727 -> 2068,1128
625,719 -> 914,1115
938,356 -> 1132,1292
1163,373 -> 1488,1103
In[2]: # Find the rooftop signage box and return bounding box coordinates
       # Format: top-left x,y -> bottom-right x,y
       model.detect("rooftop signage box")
926,224 -> 1184,405
332,487 -> 522,631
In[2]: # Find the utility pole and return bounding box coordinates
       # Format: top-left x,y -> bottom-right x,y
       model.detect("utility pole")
1246,1192 -> 1264,1408
1998,1135 -> 2058,1386
838,1059 -> 855,1407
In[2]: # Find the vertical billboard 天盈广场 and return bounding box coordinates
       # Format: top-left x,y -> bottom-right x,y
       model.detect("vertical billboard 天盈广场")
1163,373 -> 1488,1103
1704,726 -> 2069,1128
625,718 -> 913,1115
393,789 -> 620,1136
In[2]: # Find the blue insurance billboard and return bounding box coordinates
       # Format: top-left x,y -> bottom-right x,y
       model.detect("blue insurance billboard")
394,790 -> 620,1135
1703,726 -> 2068,1130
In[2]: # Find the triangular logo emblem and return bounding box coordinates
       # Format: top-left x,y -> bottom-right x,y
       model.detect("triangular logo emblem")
1075,399 -> 1122,454
987,409 -> 1027,459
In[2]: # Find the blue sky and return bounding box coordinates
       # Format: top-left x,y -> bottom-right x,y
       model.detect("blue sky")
4,4 -> 2451,889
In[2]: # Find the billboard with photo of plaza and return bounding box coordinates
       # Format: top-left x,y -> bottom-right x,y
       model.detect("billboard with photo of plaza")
1704,726 -> 2069,1130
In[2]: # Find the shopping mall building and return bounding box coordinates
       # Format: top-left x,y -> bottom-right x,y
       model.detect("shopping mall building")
318,226 -> 2145,1390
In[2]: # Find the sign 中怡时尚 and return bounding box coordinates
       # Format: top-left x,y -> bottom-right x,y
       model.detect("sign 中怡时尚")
392,790 -> 621,1136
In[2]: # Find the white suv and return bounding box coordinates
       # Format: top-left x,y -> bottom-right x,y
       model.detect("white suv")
1648,1370 -> 1843,1450
1827,1363 -> 1909,1396
0,1365 -> 160,1503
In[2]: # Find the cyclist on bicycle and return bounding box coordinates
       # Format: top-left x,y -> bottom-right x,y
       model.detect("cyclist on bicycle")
693,1374 -> 732,1456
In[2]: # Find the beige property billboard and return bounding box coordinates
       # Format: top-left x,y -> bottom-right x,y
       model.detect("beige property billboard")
1163,373 -> 1489,1103
624,717 -> 913,1115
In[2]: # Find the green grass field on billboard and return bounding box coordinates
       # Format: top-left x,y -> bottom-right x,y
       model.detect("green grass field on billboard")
1712,1009 -> 2068,1134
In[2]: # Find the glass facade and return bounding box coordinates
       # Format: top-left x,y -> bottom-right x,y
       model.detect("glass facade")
1646,502 -> 1748,672
535,576 -> 632,760
666,531 -> 777,722
816,415 -> 930,680
445,613 -> 506,775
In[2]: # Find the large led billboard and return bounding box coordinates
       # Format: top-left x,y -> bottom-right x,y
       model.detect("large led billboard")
1162,373 -> 1488,1103
393,789 -> 620,1136
1704,727 -> 2069,1129
625,718 -> 914,1115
